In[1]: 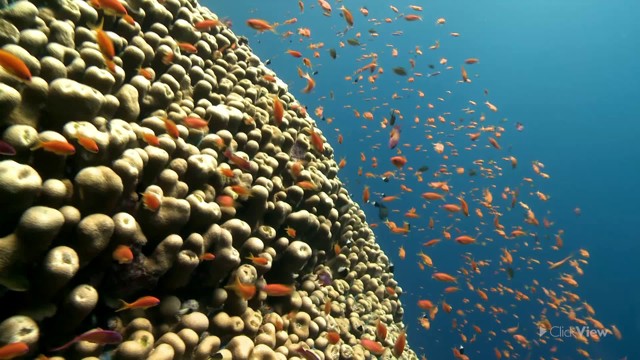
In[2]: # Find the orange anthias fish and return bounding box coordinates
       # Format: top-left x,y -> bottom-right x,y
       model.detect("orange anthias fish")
390,155 -> 407,169
261,283 -> 295,296
376,319 -> 387,341
0,49 -> 32,81
116,296 -> 160,312
309,127 -> 324,153
141,191 -> 162,212
0,342 -> 29,359
90,0 -> 127,17
182,116 -> 209,129
225,276 -> 256,300
75,134 -> 99,153
286,49 -> 302,58
340,5 -> 354,26
162,117 -> 180,138
31,140 -> 76,155
246,18 -> 278,33
246,254 -> 269,266
360,339 -> 385,356
112,245 -> 133,264
50,329 -> 122,352
394,330 -> 407,357
273,94 -> 284,125
432,272 -> 457,283
194,19 -> 221,31
224,148 -> 252,170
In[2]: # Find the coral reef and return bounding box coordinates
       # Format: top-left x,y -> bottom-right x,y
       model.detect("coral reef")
0,0 -> 416,358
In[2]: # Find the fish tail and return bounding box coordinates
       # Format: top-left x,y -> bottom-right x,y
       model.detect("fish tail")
115,299 -> 129,312
29,140 -> 43,151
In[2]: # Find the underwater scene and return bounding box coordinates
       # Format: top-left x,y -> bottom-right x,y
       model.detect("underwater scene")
0,0 -> 638,359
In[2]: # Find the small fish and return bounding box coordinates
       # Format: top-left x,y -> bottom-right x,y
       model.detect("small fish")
141,191 -> 162,212
177,42 -> 197,53
0,342 -> 29,359
31,140 -> 75,156
116,296 -> 160,312
0,140 -> 16,156
329,48 -> 337,59
51,329 -> 122,352
162,117 -> 180,138
393,67 -> 407,76
194,19 -> 221,31
224,148 -> 252,170
261,283 -> 295,296
224,276 -> 256,300
390,155 -> 407,169
246,18 -> 278,33
393,330 -> 406,357
360,339 -> 385,355
246,254 -> 269,266
89,0 -> 127,17
182,116 -> 208,129
347,38 -> 360,46
272,94 -> 284,125
0,49 -> 32,81
112,245 -> 133,264
76,134 -> 99,153
376,319 -> 387,341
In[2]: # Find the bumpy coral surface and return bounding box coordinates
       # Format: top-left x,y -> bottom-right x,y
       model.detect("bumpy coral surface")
0,0 -> 416,358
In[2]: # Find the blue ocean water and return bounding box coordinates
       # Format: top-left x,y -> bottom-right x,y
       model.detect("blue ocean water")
208,1 -> 639,358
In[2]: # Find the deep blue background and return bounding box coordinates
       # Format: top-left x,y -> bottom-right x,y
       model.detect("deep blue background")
207,1 -> 639,358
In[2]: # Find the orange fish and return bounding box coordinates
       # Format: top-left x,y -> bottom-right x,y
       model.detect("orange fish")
272,95 -> 284,125
141,191 -> 162,212
340,6 -> 354,26
418,299 -> 434,310
112,245 -> 133,264
116,296 -> 160,312
393,330 -> 406,357
286,49 -> 302,58
376,319 -> 387,341
432,272 -> 457,283
422,239 -> 441,247
261,283 -> 294,296
0,50 -> 31,81
0,342 -> 29,359
31,140 -> 75,155
390,155 -> 407,169
194,19 -> 221,31
326,330 -> 341,344
422,192 -> 444,201
360,339 -> 384,356
182,116 -> 208,129
302,73 -> 316,93
398,245 -> 406,260
90,0 -> 127,17
74,134 -> 99,153
309,127 -> 324,152
246,254 -> 269,266
225,276 -> 256,300
224,148 -> 252,170
246,19 -> 278,33
455,235 -> 476,245
162,117 -> 180,138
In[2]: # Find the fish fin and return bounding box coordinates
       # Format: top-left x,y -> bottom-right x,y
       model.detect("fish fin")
29,140 -> 43,151
115,299 -> 129,312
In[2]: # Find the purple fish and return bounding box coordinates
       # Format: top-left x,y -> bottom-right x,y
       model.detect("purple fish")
51,328 -> 122,352
316,270 -> 332,286
0,140 -> 16,156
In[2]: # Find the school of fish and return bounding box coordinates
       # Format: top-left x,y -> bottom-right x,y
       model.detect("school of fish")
232,2 -> 622,359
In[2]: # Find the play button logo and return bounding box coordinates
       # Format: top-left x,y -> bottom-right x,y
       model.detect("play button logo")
538,327 -> 547,337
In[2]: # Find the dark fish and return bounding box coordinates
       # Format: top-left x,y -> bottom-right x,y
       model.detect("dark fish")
427,71 -> 441,77
392,67 -> 407,76
389,110 -> 396,125
507,267 -> 514,280
312,71 -> 319,75
417,165 -> 429,172
265,59 -> 271,65
428,64 -> 435,69
347,38 -> 360,46
373,202 -> 388,220
329,48 -> 337,59
368,29 -> 378,35
0,140 -> 16,155
468,169 -> 477,176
